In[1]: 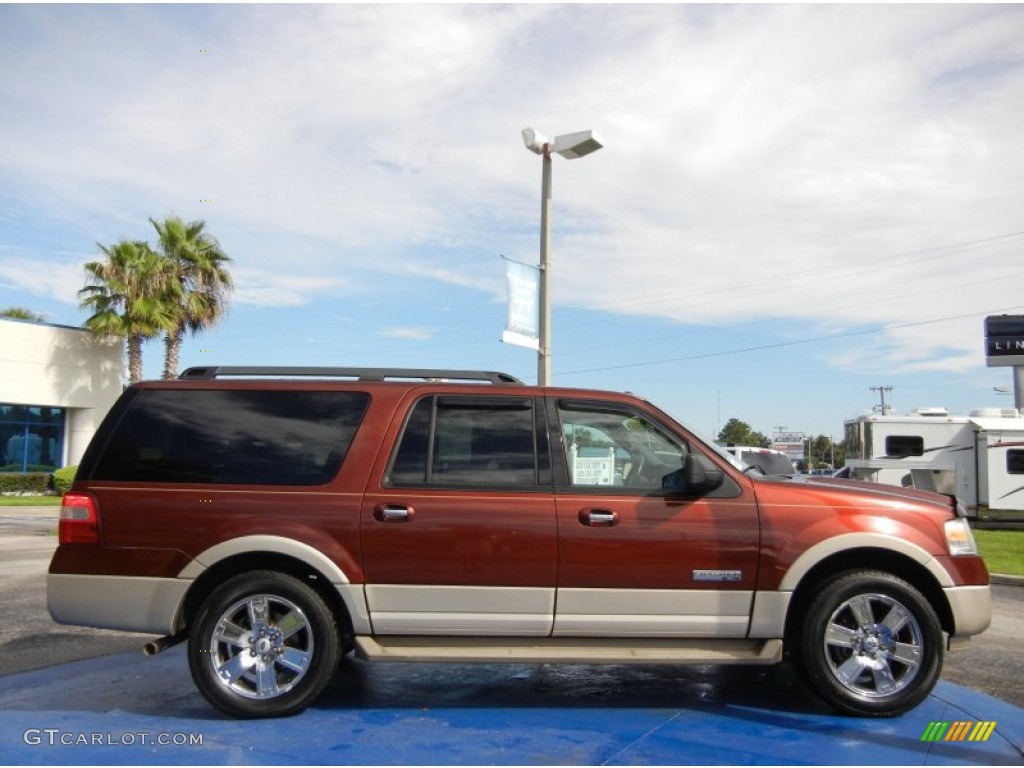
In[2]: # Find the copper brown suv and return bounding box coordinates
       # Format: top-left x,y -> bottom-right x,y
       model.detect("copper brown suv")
49,366 -> 991,718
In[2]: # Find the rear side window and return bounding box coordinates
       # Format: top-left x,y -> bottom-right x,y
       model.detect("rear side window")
92,390 -> 369,485
388,395 -> 543,486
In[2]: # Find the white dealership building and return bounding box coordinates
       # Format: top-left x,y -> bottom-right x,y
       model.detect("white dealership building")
0,317 -> 123,471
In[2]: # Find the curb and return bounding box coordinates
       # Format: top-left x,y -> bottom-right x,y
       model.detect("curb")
0,507 -> 59,518
991,572 -> 1024,586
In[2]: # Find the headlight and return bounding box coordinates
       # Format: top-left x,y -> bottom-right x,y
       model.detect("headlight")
944,518 -> 978,556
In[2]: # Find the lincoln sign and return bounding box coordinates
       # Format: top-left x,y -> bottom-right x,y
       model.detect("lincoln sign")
985,315 -> 1024,367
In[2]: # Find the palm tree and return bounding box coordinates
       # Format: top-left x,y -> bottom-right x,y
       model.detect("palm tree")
0,307 -> 46,321
79,240 -> 176,384
150,216 -> 233,379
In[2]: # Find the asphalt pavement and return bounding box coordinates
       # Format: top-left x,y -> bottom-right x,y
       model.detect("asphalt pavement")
0,513 -> 155,677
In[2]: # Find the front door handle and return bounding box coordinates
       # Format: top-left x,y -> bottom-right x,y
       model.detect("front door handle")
578,508 -> 618,527
374,504 -> 415,522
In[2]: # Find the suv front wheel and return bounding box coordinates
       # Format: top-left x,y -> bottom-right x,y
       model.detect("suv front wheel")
797,570 -> 943,717
188,570 -> 340,718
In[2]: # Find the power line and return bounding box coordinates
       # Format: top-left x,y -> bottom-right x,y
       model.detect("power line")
561,267 -> 1024,358
546,229 -> 1024,323
416,229 -> 1024,342
555,304 -> 1024,377
400,230 -> 1024,359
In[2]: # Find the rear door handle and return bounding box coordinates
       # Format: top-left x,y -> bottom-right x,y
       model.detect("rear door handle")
374,504 -> 415,522
578,508 -> 618,527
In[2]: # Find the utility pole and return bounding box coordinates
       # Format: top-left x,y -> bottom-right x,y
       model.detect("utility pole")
870,385 -> 893,415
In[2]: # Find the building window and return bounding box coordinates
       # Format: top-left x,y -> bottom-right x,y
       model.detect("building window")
0,404 -> 65,473
885,435 -> 924,458
1007,449 -> 1024,475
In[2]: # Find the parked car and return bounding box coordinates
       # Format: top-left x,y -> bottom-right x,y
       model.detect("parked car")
49,367 -> 990,718
722,445 -> 798,476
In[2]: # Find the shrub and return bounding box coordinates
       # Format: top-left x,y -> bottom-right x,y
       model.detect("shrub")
0,472 -> 50,495
53,465 -> 78,496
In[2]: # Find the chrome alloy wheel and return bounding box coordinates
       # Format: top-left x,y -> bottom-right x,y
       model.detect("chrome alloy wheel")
205,594 -> 314,700
822,592 -> 924,699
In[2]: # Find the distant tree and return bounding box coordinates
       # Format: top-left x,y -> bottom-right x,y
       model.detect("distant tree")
717,418 -> 771,447
149,216 -> 232,379
79,240 -> 176,384
806,434 -> 845,470
1,306 -> 46,321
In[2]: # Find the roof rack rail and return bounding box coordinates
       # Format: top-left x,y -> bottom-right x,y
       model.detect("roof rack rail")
178,366 -> 524,385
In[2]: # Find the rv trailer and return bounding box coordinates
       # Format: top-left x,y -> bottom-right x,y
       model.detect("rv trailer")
843,407 -> 1024,521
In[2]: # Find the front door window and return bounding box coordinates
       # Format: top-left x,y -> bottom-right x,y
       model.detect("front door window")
558,402 -> 686,490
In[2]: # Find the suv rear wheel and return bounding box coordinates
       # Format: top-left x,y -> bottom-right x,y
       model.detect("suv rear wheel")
797,570 -> 942,717
188,571 -> 340,718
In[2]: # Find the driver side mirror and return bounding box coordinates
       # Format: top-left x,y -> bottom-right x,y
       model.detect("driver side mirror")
662,453 -> 725,494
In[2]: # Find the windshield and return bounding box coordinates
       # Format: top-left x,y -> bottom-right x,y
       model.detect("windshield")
737,450 -> 795,476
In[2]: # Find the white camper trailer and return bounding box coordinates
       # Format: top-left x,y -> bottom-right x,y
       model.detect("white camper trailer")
843,407 -> 1024,521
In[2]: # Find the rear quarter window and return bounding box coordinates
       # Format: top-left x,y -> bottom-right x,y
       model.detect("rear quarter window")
91,389 -> 369,485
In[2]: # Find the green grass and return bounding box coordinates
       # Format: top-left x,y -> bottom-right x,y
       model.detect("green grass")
0,495 -> 62,507
974,529 -> 1024,576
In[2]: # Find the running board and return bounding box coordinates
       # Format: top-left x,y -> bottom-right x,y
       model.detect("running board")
355,636 -> 783,665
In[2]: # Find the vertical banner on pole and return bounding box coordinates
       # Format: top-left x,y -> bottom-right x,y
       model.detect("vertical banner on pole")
502,256 -> 540,350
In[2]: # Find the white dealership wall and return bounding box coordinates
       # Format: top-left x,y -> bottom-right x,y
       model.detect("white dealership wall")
0,317 -> 124,467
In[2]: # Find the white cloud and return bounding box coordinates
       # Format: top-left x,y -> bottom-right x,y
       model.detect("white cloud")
0,253 -> 90,306
2,4 -> 1023,378
392,262 -> 503,298
376,326 -> 434,341
231,267 -> 348,308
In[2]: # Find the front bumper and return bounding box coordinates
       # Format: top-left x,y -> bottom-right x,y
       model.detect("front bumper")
944,584 -> 992,637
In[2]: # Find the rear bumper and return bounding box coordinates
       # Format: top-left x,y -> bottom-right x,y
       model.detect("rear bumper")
47,573 -> 191,635
944,584 -> 992,637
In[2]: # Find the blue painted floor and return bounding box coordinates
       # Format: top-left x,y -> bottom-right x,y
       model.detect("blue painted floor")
1,647 -> 1021,765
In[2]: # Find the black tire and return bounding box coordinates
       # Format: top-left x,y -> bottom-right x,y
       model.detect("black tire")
795,570 -> 943,717
188,570 -> 340,718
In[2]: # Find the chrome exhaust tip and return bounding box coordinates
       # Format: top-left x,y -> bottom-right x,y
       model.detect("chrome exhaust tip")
144,630 -> 187,656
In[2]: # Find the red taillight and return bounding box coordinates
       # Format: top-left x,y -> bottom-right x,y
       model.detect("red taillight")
59,492 -> 99,545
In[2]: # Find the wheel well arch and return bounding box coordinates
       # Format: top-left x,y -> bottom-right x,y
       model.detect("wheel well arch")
782,547 -> 954,645
179,551 -> 354,642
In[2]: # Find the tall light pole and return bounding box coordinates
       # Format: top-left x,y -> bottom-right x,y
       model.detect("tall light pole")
522,128 -> 604,386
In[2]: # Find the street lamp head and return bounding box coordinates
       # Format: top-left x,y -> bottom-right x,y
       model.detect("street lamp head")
521,127 -> 549,155
519,124 -> 604,387
552,129 -> 604,159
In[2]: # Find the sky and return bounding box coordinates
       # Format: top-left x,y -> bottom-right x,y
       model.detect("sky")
2,3 -> 1024,445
